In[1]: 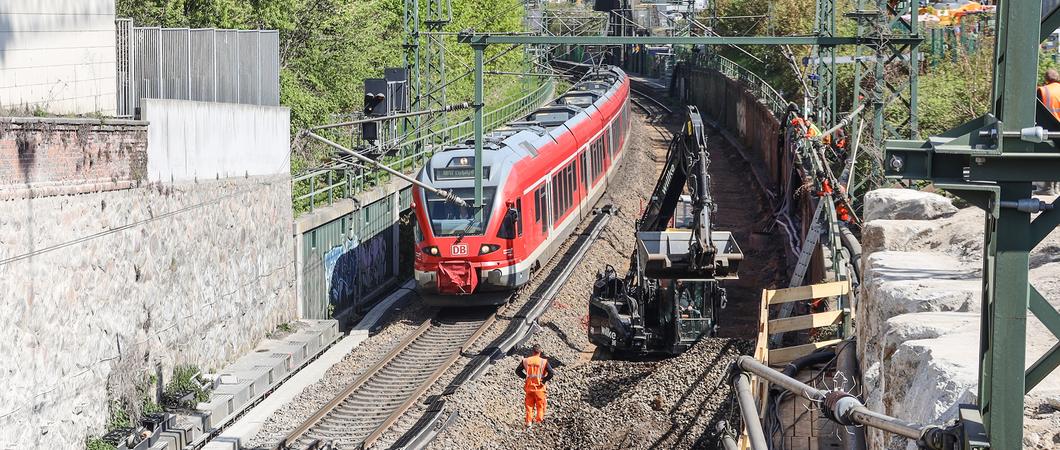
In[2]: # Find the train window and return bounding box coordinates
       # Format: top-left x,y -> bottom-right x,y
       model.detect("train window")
516,199 -> 523,236
424,187 -> 496,237
535,186 -> 549,234
497,199 -> 521,240
413,216 -> 424,243
568,165 -> 576,200
606,128 -> 614,158
552,175 -> 560,221
580,152 -> 588,191
591,138 -> 604,183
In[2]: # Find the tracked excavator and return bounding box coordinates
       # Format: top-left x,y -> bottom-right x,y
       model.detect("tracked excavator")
588,105 -> 743,355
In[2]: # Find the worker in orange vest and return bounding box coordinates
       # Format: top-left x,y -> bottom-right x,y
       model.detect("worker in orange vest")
1037,69 -> 1060,195
516,344 -> 555,430
1039,69 -> 1060,123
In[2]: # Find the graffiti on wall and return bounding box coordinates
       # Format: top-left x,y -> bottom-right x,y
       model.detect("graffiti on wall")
321,228 -> 394,315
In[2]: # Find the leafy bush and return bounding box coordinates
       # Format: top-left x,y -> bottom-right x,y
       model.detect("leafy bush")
163,365 -> 210,409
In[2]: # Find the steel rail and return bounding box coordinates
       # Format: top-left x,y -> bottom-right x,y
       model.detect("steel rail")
629,86 -> 674,117
278,311 -> 495,450
360,313 -> 497,448
278,319 -> 433,448
390,209 -> 617,450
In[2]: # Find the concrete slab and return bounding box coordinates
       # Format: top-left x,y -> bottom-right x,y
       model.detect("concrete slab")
269,341 -> 310,369
195,393 -> 234,429
201,437 -> 240,450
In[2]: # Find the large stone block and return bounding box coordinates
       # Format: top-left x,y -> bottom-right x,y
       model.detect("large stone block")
872,315 -> 980,450
863,188 -> 958,222
860,220 -> 936,257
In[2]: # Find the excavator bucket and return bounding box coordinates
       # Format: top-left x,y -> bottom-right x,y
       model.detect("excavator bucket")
636,230 -> 742,279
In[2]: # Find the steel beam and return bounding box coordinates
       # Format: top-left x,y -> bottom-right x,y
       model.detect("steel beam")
814,0 -> 836,126
456,34 -> 920,46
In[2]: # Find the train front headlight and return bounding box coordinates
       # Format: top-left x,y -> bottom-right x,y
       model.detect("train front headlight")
479,244 -> 501,255
424,246 -> 439,256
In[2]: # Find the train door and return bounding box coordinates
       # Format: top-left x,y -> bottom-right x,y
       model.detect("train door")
579,150 -> 589,218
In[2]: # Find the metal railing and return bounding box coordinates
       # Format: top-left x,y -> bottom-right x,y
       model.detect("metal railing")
292,79 -> 555,214
116,19 -> 280,117
692,53 -> 788,117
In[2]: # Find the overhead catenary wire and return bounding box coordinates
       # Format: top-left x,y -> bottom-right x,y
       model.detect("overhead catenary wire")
305,130 -> 469,206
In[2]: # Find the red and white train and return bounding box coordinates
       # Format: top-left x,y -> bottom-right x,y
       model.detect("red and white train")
412,66 -> 631,305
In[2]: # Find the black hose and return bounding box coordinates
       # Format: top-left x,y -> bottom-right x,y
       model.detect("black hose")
775,349 -> 836,389
838,224 -> 862,282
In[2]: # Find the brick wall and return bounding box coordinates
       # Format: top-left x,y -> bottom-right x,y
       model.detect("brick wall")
0,117 -> 147,198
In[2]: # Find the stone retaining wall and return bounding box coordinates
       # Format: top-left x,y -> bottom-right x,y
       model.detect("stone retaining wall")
857,188 -> 1060,450
0,175 -> 297,449
683,65 -> 824,282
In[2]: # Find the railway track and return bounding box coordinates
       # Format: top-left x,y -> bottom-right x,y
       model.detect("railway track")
629,85 -> 673,121
277,309 -> 496,450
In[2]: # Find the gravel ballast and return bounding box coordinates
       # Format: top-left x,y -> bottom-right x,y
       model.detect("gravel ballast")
427,89 -> 783,449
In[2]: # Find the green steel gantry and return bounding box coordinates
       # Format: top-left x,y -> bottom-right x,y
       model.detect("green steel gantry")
403,0 -> 452,149
884,2 -> 1060,449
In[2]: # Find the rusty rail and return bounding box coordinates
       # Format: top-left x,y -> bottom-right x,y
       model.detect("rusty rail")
277,310 -> 495,449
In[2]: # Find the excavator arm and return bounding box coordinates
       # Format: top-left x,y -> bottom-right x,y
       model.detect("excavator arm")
636,106 -> 740,279
589,105 -> 743,355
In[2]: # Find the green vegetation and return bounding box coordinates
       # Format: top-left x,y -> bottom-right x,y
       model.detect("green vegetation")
706,0 -> 1007,138
85,437 -> 117,450
163,364 -> 210,409
710,0 -> 816,99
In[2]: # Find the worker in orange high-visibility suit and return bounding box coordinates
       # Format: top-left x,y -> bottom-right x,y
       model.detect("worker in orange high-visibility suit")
1036,69 -> 1060,195
1039,69 -> 1060,123
515,344 -> 555,430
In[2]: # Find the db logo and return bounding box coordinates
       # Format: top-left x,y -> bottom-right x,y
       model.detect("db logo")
451,244 -> 469,256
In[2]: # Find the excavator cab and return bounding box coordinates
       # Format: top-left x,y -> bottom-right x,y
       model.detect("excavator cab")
666,279 -> 725,351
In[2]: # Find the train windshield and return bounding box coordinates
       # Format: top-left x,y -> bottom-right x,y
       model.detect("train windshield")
425,187 -> 496,237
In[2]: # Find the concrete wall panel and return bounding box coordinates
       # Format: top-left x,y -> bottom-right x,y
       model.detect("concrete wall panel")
0,0 -> 117,114
142,99 -> 291,182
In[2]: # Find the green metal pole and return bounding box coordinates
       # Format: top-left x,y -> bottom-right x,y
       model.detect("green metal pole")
908,1 -> 919,139
979,0 -> 1039,445
473,43 -> 485,217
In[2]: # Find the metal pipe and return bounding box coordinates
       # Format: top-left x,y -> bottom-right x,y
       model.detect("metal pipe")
310,102 -> 471,131
484,70 -> 564,77
736,356 -> 928,441
304,131 -> 467,207
813,104 -> 865,143
738,356 -> 825,401
733,373 -> 769,450
836,339 -> 867,450
845,119 -> 864,195
847,408 -> 925,440
716,422 -> 740,450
